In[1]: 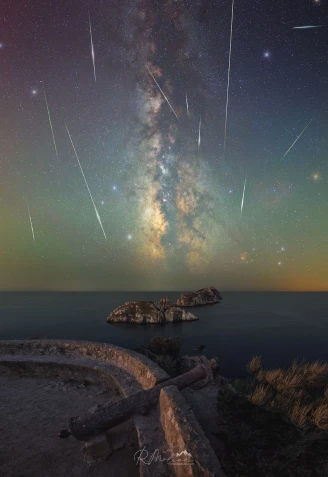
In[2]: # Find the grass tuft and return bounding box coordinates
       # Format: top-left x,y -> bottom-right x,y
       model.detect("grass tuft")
247,355 -> 262,375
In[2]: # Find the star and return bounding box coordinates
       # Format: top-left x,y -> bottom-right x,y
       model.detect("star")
112,185 -> 117,191
312,173 -> 320,181
127,234 -> 132,240
31,89 -> 37,95
278,261 -> 282,266
263,51 -> 270,58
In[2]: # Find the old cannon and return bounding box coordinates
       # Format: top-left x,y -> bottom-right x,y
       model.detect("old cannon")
59,365 -> 207,441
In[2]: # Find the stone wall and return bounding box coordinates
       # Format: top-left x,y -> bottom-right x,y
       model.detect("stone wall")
160,385 -> 226,477
0,339 -> 168,389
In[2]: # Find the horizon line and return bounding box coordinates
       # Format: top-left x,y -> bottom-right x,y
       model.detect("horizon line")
0,290 -> 327,293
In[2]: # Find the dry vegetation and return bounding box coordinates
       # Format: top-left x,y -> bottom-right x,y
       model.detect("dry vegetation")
247,356 -> 328,429
217,357 -> 328,476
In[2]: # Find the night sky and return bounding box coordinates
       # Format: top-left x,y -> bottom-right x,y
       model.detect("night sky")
1,0 -> 327,291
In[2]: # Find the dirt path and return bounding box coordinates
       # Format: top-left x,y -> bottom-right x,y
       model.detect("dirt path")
0,376 -> 139,477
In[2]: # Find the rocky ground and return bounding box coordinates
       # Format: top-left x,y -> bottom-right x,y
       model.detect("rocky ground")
0,376 -> 139,477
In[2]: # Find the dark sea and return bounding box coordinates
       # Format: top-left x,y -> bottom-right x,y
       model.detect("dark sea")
0,292 -> 327,378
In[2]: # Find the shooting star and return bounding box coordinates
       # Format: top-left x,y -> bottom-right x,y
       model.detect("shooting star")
223,0 -> 235,160
198,116 -> 201,150
186,92 -> 189,116
240,176 -> 246,217
280,119 -> 313,161
27,202 -> 35,243
65,123 -> 107,240
293,25 -> 325,30
89,12 -> 96,82
146,66 -> 179,121
43,84 -> 59,159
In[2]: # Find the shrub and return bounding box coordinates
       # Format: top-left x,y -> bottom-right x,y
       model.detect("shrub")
147,336 -> 181,358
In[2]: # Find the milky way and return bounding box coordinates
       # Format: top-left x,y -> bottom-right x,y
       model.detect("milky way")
126,0 -> 229,272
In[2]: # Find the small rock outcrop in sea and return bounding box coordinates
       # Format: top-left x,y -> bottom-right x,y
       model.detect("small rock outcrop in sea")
176,287 -> 222,307
107,301 -> 198,324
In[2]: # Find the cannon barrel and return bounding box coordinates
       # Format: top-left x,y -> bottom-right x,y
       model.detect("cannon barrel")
64,365 -> 206,441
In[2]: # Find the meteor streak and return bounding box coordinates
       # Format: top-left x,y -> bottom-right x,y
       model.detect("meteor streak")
89,12 -> 96,82
240,176 -> 246,217
293,25 -> 325,29
223,0 -> 235,160
146,66 -> 179,121
65,124 -> 107,240
186,92 -> 189,116
27,202 -> 35,243
43,85 -> 59,159
198,116 -> 201,150
280,119 -> 313,161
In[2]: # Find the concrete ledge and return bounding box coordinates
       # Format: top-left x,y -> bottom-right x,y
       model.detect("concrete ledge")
160,385 -> 226,477
0,339 -> 168,389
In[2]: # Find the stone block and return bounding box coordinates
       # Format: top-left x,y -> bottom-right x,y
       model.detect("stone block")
82,434 -> 112,466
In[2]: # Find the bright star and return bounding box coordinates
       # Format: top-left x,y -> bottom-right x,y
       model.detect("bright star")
127,234 -> 132,240
31,89 -> 37,95
0,43 -> 3,49
278,261 -> 282,266
264,51 -> 270,58
159,164 -> 168,175
312,173 -> 320,181
112,185 -> 117,191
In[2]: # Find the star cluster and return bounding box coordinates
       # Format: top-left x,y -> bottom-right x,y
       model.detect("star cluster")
0,0 -> 327,291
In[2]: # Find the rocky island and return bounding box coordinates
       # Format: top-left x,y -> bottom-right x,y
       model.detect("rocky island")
176,286 -> 222,307
107,287 -> 222,325
107,299 -> 198,324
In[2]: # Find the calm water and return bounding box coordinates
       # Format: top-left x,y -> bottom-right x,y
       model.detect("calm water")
0,292 -> 327,378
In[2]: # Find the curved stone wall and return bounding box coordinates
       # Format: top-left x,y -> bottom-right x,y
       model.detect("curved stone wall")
0,339 -> 169,390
